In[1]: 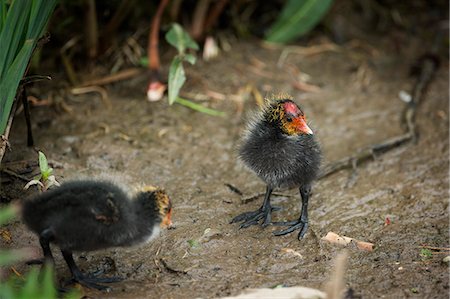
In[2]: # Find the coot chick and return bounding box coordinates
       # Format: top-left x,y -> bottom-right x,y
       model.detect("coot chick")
231,95 -> 321,239
22,180 -> 172,290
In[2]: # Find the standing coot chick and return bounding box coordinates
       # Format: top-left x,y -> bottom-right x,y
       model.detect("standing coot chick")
22,180 -> 172,290
231,94 -> 321,239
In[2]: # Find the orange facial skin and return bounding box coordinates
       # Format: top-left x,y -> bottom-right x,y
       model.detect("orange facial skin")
161,208 -> 173,228
268,100 -> 313,136
142,186 -> 173,228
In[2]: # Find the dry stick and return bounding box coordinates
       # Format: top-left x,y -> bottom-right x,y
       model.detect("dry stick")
0,101 -> 18,163
190,0 -> 211,41
101,0 -> 136,51
319,51 -> 439,180
78,68 -> 143,87
85,0 -> 98,60
0,168 -> 30,182
241,47 -> 440,204
203,0 -> 229,31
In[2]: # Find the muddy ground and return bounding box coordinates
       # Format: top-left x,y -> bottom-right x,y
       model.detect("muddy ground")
1,28 -> 449,298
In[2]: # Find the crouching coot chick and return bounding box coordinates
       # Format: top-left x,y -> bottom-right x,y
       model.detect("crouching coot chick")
231,95 -> 321,239
22,180 -> 172,290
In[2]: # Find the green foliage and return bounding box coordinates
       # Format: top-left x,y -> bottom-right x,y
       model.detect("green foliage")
0,265 -> 63,299
165,23 -> 199,105
165,23 -> 199,55
265,0 -> 334,43
0,205 -> 80,298
0,0 -> 57,134
187,239 -> 200,249
0,204 -> 15,224
24,151 -> 60,192
38,151 -> 53,181
420,248 -> 433,260
0,205 -> 27,266
165,23 -> 225,116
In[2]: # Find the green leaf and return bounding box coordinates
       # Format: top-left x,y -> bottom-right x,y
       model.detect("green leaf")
420,248 -> 433,259
187,239 -> 200,248
165,23 -> 199,55
168,56 -> 186,105
265,0 -> 334,43
0,204 -> 16,225
139,56 -> 149,67
41,264 -> 57,299
0,0 -> 31,79
0,39 -> 33,134
0,0 -> 57,135
19,267 -> 39,299
175,97 -> 226,117
183,53 -> 196,65
38,151 -> 51,179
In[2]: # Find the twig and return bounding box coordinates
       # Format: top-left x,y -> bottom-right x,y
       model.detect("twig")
419,245 -> 450,251
70,86 -> 112,110
319,40 -> 440,179
0,168 -> 31,182
159,258 -> 188,275
0,99 -> 18,163
78,68 -> 142,87
190,0 -> 210,41
224,183 -> 243,196
85,0 -> 98,59
204,0 -> 229,31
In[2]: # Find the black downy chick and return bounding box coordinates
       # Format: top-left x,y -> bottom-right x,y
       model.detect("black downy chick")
22,180 -> 172,290
231,95 -> 321,239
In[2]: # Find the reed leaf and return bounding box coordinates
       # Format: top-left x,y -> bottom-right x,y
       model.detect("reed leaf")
265,0 -> 333,43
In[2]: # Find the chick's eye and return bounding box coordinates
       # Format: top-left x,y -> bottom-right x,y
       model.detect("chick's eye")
286,116 -> 293,122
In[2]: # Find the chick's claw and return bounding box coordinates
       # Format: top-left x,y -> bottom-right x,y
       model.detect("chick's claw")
67,274 -> 123,291
230,206 -> 281,228
273,220 -> 309,240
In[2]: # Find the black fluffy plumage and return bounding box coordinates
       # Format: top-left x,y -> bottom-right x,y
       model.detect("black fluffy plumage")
240,121 -> 321,189
22,180 -> 172,290
231,97 -> 321,239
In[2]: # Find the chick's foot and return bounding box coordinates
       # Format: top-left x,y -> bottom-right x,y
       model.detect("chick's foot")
230,206 -> 280,228
273,219 -> 308,240
67,272 -> 123,291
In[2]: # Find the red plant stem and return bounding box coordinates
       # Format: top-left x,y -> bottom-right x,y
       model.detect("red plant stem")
148,0 -> 169,71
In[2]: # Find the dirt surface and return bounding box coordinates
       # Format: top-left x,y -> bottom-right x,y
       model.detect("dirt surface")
1,31 -> 449,298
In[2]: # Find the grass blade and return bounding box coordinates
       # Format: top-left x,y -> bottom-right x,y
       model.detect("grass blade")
265,0 -> 333,43
0,39 -> 34,134
0,0 -> 31,78
175,97 -> 226,117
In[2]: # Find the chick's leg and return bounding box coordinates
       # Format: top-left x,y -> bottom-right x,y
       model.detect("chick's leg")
27,228 -> 55,265
230,186 -> 279,228
61,250 -> 122,291
273,185 -> 311,239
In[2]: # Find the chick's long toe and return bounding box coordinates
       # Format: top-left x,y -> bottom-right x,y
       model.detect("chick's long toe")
230,186 -> 279,228
230,205 -> 280,228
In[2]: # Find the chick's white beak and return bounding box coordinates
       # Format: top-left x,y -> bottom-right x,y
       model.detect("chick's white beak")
304,123 -> 313,135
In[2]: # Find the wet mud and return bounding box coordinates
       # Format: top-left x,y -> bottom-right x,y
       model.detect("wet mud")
1,35 -> 449,298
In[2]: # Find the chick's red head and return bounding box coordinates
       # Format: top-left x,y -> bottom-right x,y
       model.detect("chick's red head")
267,99 -> 313,136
